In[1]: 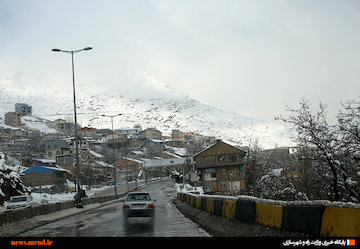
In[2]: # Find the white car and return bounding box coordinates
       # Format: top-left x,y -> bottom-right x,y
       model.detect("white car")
6,195 -> 33,210
123,192 -> 155,226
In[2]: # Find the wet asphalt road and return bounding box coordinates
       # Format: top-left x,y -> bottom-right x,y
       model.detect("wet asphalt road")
19,180 -> 210,237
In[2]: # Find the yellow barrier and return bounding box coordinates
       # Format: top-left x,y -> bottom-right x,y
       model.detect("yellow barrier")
196,197 -> 202,209
222,200 -> 236,220
206,198 -> 214,214
256,203 -> 283,229
177,192 -> 360,237
189,195 -> 194,206
320,207 -> 360,237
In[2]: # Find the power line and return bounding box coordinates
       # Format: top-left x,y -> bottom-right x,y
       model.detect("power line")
32,112 -> 120,117
32,113 -> 88,117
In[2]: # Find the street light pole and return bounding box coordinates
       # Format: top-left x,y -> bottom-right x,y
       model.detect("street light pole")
52,47 -> 92,207
101,114 -> 122,198
70,51 -> 81,195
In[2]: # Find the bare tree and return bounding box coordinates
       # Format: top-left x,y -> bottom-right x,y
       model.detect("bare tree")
276,97 -> 360,202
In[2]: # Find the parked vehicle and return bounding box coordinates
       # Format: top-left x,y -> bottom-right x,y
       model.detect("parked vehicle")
6,195 -> 33,210
122,192 -> 155,226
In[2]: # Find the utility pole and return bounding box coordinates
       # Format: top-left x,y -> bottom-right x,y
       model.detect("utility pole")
52,47 -> 92,208
101,114 -> 122,198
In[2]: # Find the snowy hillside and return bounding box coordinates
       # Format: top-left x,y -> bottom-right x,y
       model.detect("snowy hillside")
0,74 -> 294,149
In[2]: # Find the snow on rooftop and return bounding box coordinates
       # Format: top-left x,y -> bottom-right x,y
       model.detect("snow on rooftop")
96,161 -> 114,168
89,150 -> 104,158
21,116 -> 58,134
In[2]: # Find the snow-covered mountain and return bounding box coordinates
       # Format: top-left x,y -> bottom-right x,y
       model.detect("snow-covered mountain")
0,74 -> 293,149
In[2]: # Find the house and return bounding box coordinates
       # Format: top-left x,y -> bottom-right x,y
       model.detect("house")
53,118 -> 73,132
115,157 -> 142,172
194,140 -> 247,195
0,128 -> 27,142
78,127 -> 97,138
185,132 -> 204,144
106,132 -> 129,148
171,130 -> 185,142
140,128 -> 162,140
67,137 -> 91,150
43,139 -> 69,159
4,112 -> 21,126
21,163 -> 69,187
56,154 -> 73,174
115,157 -> 143,181
144,138 -> 165,157
15,103 -> 32,117
116,128 -> 139,138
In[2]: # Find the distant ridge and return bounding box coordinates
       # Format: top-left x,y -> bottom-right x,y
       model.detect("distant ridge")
0,74 -> 293,149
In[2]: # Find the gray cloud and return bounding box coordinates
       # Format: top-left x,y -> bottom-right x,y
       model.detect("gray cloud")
1,0 -> 359,123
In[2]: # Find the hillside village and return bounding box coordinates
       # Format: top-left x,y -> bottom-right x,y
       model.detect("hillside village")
3,101 -> 359,206
0,102 -> 223,201
0,101 -> 314,204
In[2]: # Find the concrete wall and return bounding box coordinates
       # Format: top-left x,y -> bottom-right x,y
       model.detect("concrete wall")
177,192 -> 360,237
320,207 -> 360,236
0,194 -> 125,227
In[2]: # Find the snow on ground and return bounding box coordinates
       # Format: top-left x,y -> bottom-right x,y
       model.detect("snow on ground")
21,116 -> 58,134
176,183 -> 360,209
175,183 -> 204,195
31,185 -> 115,205
0,184 -> 114,213
31,192 -> 74,205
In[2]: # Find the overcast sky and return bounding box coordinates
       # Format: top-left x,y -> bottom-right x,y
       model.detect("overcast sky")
1,0 -> 360,123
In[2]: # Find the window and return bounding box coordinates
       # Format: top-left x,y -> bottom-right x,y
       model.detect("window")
205,168 -> 216,178
211,168 -> 216,178
229,154 -> 237,163
217,155 -> 225,163
126,193 -> 151,201
220,181 -> 226,188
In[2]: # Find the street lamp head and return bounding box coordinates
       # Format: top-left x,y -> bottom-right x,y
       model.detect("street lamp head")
83,47 -> 92,51
52,48 -> 61,52
101,113 -> 122,117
